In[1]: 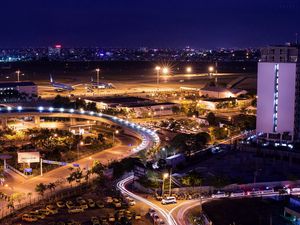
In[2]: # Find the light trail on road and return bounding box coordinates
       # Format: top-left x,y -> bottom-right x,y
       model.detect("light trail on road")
117,175 -> 178,225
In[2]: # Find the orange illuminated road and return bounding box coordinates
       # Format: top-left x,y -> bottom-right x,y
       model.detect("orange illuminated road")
0,134 -> 139,208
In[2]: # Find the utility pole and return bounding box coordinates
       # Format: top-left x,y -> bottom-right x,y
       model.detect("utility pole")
40,158 -> 43,176
169,168 -> 172,196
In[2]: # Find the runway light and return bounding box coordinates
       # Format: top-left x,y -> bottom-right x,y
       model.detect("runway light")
49,107 -> 54,112
89,111 -> 94,115
38,106 -> 44,111
7,106 -> 12,111
17,106 -> 22,111
59,108 -> 64,112
98,113 -> 103,117
69,109 -> 75,113
80,109 -> 85,114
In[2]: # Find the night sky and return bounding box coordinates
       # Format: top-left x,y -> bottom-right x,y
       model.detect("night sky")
1,0 -> 299,48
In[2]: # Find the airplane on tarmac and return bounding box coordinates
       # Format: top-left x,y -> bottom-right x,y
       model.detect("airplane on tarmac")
49,74 -> 75,92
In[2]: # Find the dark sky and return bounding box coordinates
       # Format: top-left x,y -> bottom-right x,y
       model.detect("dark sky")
1,0 -> 299,48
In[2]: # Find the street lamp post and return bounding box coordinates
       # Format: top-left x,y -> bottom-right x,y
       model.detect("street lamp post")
16,70 -> 21,82
77,141 -> 84,160
162,147 -> 167,158
162,173 -> 169,196
155,66 -> 161,85
96,68 -> 100,95
169,169 -> 172,196
96,68 -> 100,86
113,130 -> 119,145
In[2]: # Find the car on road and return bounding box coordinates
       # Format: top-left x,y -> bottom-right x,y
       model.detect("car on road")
230,190 -> 245,197
211,191 -> 227,198
161,196 -> 177,205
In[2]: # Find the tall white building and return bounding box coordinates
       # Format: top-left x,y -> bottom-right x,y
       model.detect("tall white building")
257,44 -> 300,141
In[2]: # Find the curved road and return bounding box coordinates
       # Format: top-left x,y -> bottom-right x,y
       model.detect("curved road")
0,107 -> 159,211
117,175 -> 179,225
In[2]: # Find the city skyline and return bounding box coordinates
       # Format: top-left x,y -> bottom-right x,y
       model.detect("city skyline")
1,0 -> 299,48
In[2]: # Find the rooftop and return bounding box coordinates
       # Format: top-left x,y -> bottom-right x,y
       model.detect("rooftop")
200,86 -> 245,94
0,81 -> 36,88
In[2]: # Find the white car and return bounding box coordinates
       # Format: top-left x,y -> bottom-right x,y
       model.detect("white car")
161,197 -> 177,205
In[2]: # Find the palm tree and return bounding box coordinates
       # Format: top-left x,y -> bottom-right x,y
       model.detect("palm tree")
27,192 -> 32,204
47,183 -> 56,194
35,183 -> 47,197
66,174 -> 75,187
7,201 -> 14,212
85,169 -> 92,183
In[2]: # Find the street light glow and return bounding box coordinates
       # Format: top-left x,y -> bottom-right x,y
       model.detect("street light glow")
163,173 -> 169,179
162,67 -> 169,75
186,66 -> 192,73
209,66 -> 214,72
155,66 -> 161,71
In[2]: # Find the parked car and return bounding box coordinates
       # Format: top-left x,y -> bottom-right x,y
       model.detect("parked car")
46,205 -> 58,214
68,206 -> 84,213
56,201 -> 65,208
22,214 -> 38,222
87,199 -> 96,208
66,200 -> 74,209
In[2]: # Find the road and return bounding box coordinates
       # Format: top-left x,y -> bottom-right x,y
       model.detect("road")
117,175 -> 300,225
0,134 -> 139,208
117,175 -> 179,225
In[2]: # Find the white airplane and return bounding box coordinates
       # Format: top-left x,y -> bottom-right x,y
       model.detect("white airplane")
50,74 -> 75,91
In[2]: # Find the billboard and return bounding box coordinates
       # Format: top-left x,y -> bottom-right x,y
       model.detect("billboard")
18,152 -> 40,163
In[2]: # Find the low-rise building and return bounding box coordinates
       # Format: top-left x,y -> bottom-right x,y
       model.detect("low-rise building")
0,81 -> 38,102
199,86 -> 247,99
84,96 -> 179,117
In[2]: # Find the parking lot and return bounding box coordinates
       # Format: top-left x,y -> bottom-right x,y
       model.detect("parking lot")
14,192 -> 154,225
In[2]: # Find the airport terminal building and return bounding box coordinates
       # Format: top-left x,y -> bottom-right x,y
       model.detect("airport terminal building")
256,44 -> 300,141
0,81 -> 38,103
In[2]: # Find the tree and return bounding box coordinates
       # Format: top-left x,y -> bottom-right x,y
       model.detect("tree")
181,171 -> 202,187
92,162 -> 105,177
207,112 -> 217,126
47,182 -> 56,193
27,192 -> 32,204
97,133 -> 105,143
35,183 -> 47,197
212,127 -> 228,140
194,132 -> 211,147
171,106 -> 181,114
